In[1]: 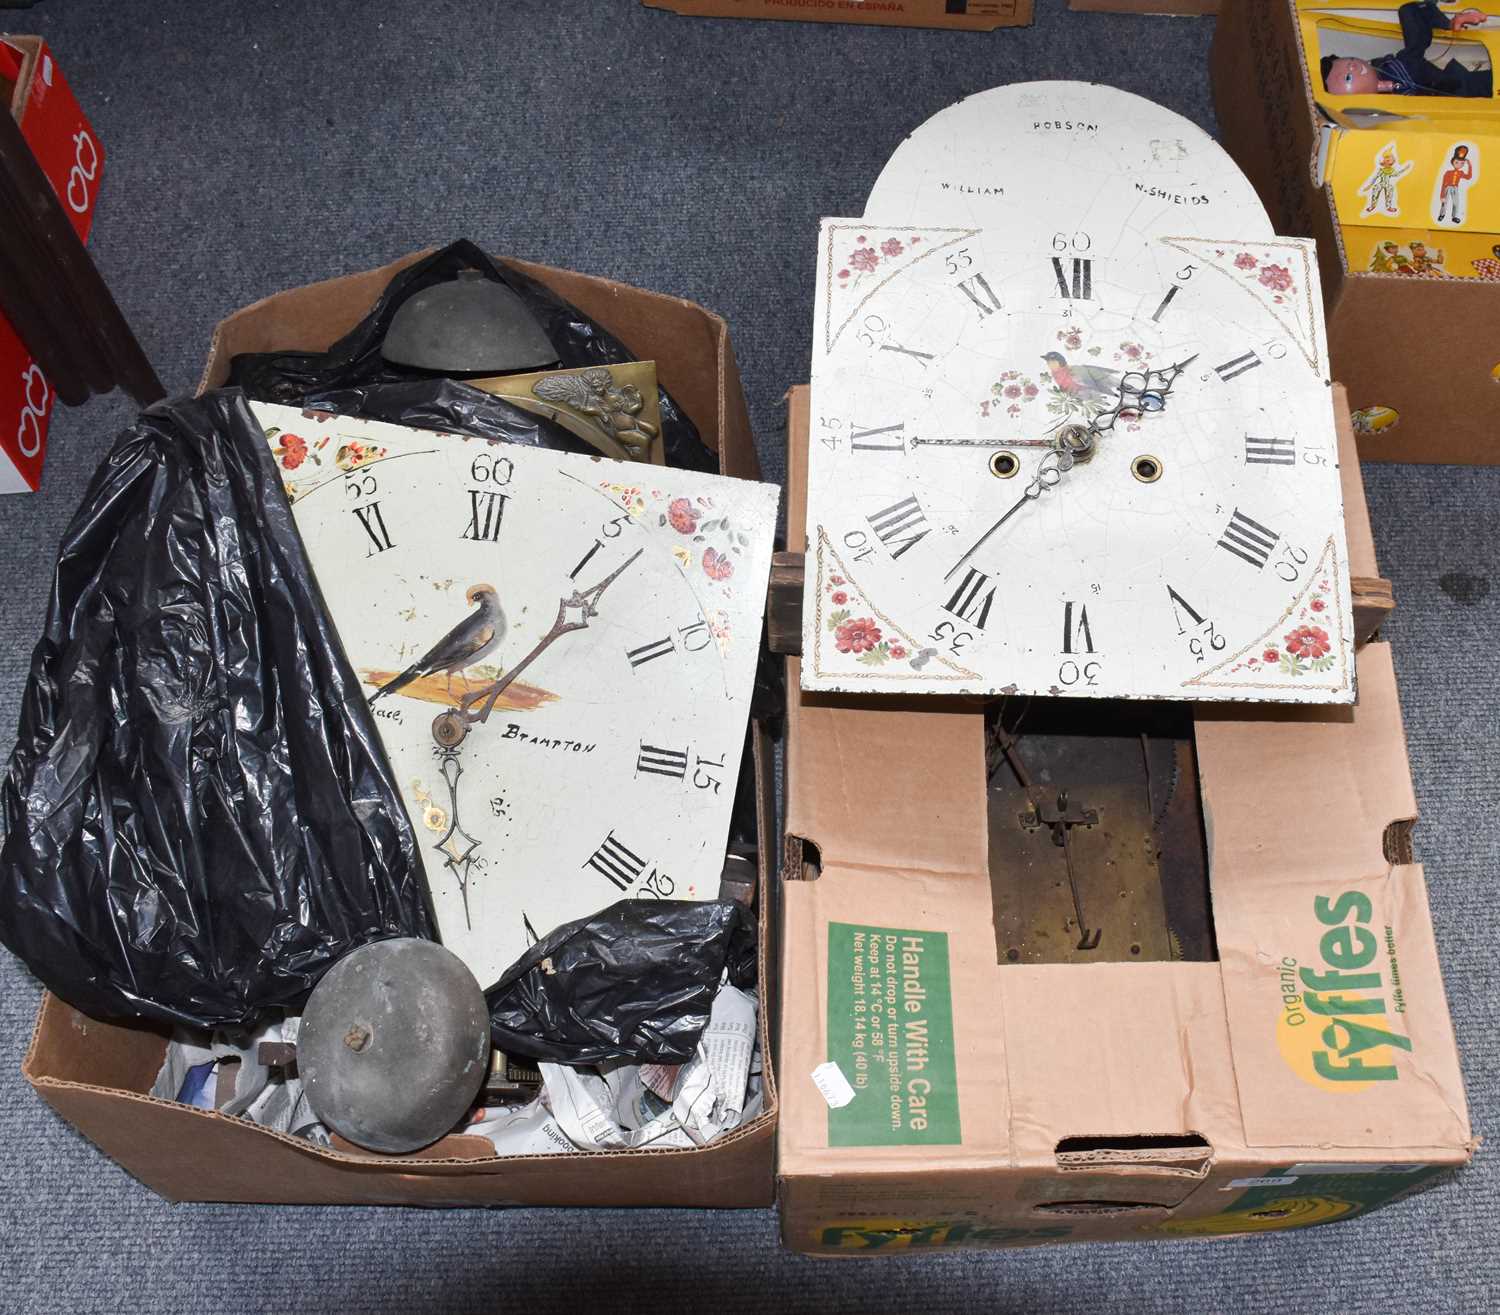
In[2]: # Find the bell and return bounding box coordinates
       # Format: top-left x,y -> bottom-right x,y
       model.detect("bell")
382,270 -> 557,374
298,937 -> 491,1153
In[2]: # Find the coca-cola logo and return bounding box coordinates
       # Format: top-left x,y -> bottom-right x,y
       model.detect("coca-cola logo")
17,362 -> 49,458
65,128 -> 99,215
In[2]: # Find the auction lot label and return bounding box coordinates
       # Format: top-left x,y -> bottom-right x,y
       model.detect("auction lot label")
826,923 -> 960,1146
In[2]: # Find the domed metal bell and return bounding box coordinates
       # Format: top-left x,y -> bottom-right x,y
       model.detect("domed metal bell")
382,270 -> 557,374
299,938 -> 491,1153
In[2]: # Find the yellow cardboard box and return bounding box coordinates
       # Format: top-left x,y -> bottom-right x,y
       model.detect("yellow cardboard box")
1302,2 -> 1500,281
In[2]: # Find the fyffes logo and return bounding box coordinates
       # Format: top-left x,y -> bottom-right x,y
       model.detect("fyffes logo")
816,1218 -> 1071,1251
1277,890 -> 1411,1091
1154,1194 -> 1358,1236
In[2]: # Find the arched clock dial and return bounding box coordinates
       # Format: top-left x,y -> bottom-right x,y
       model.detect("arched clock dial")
800,220 -> 1354,706
252,401 -> 778,988
863,82 -> 1273,261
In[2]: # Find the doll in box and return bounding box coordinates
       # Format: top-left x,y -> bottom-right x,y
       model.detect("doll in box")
1322,3 -> 1491,99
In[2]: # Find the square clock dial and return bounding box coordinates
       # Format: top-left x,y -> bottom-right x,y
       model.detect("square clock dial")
253,402 -> 779,987
801,220 -> 1355,705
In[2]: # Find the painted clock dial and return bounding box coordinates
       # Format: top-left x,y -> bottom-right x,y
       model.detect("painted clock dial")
253,401 -> 779,988
800,221 -> 1355,705
863,81 -> 1274,257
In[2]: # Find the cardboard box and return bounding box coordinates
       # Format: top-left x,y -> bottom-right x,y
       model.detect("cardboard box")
0,35 -> 104,494
22,251 -> 780,1208
643,0 -> 1033,31
776,382 -> 1472,1254
1068,1 -> 1216,15
1212,1 -> 1500,464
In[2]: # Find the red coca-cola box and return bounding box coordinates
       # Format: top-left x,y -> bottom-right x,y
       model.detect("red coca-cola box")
0,35 -> 105,494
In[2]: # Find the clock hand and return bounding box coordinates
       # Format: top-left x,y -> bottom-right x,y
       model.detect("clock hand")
944,427 -> 1092,582
431,751 -> 482,931
433,547 -> 645,746
1090,353 -> 1200,437
911,436 -> 1057,449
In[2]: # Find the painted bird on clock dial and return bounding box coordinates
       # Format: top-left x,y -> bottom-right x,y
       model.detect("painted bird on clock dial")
369,582 -> 506,704
1040,352 -> 1126,408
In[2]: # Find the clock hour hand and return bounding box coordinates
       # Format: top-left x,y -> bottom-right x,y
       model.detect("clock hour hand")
944,427 -> 1092,582
1091,353 -> 1200,436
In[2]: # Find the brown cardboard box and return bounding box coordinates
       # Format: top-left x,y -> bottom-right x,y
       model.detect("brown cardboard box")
1212,0 -> 1500,465
1068,1 -> 1216,14
21,252 -> 780,1208
775,383 -> 1472,1254
643,0 -> 1032,31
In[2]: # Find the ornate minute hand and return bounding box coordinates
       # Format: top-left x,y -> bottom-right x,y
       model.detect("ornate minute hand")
432,547 -> 644,747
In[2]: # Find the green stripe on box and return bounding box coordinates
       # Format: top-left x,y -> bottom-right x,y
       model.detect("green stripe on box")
826,922 -> 961,1146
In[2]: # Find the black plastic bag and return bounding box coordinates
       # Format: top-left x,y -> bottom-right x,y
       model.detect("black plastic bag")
229,239 -> 717,473
0,391 -> 433,1028
486,899 -> 756,1065
298,378 -> 597,456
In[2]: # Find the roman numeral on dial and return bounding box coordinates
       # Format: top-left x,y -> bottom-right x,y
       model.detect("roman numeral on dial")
1062,600 -> 1095,654
625,617 -> 712,669
1166,585 -> 1207,634
625,636 -> 675,668
867,494 -> 929,559
461,489 -> 508,542
583,830 -> 648,892
1216,508 -> 1279,570
1051,256 -> 1092,300
879,342 -> 934,367
850,422 -> 906,454
353,502 -> 394,555
636,743 -> 689,779
942,568 -> 997,630
570,537 -> 604,579
1214,350 -> 1262,382
956,272 -> 1002,317
1244,435 -> 1296,465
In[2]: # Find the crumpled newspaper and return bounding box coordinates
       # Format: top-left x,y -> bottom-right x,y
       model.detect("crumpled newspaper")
150,1014 -> 328,1144
492,982 -> 761,1154
153,979 -> 762,1158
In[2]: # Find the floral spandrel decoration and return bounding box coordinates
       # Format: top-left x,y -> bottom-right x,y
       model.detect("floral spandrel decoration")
640,489 -> 751,590
264,425 -> 336,503
1219,248 -> 1297,306
835,232 -> 923,290
336,438 -> 387,471
266,427 -> 317,471
1225,578 -> 1339,678
822,574 -> 909,666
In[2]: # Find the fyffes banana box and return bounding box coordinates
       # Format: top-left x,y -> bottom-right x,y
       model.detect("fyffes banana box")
776,385 -> 1473,1256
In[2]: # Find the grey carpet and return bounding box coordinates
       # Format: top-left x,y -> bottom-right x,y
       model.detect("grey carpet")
0,1 -> 1495,1311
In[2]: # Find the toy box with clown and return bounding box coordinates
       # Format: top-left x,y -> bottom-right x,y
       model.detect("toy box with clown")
1301,2 -> 1500,282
